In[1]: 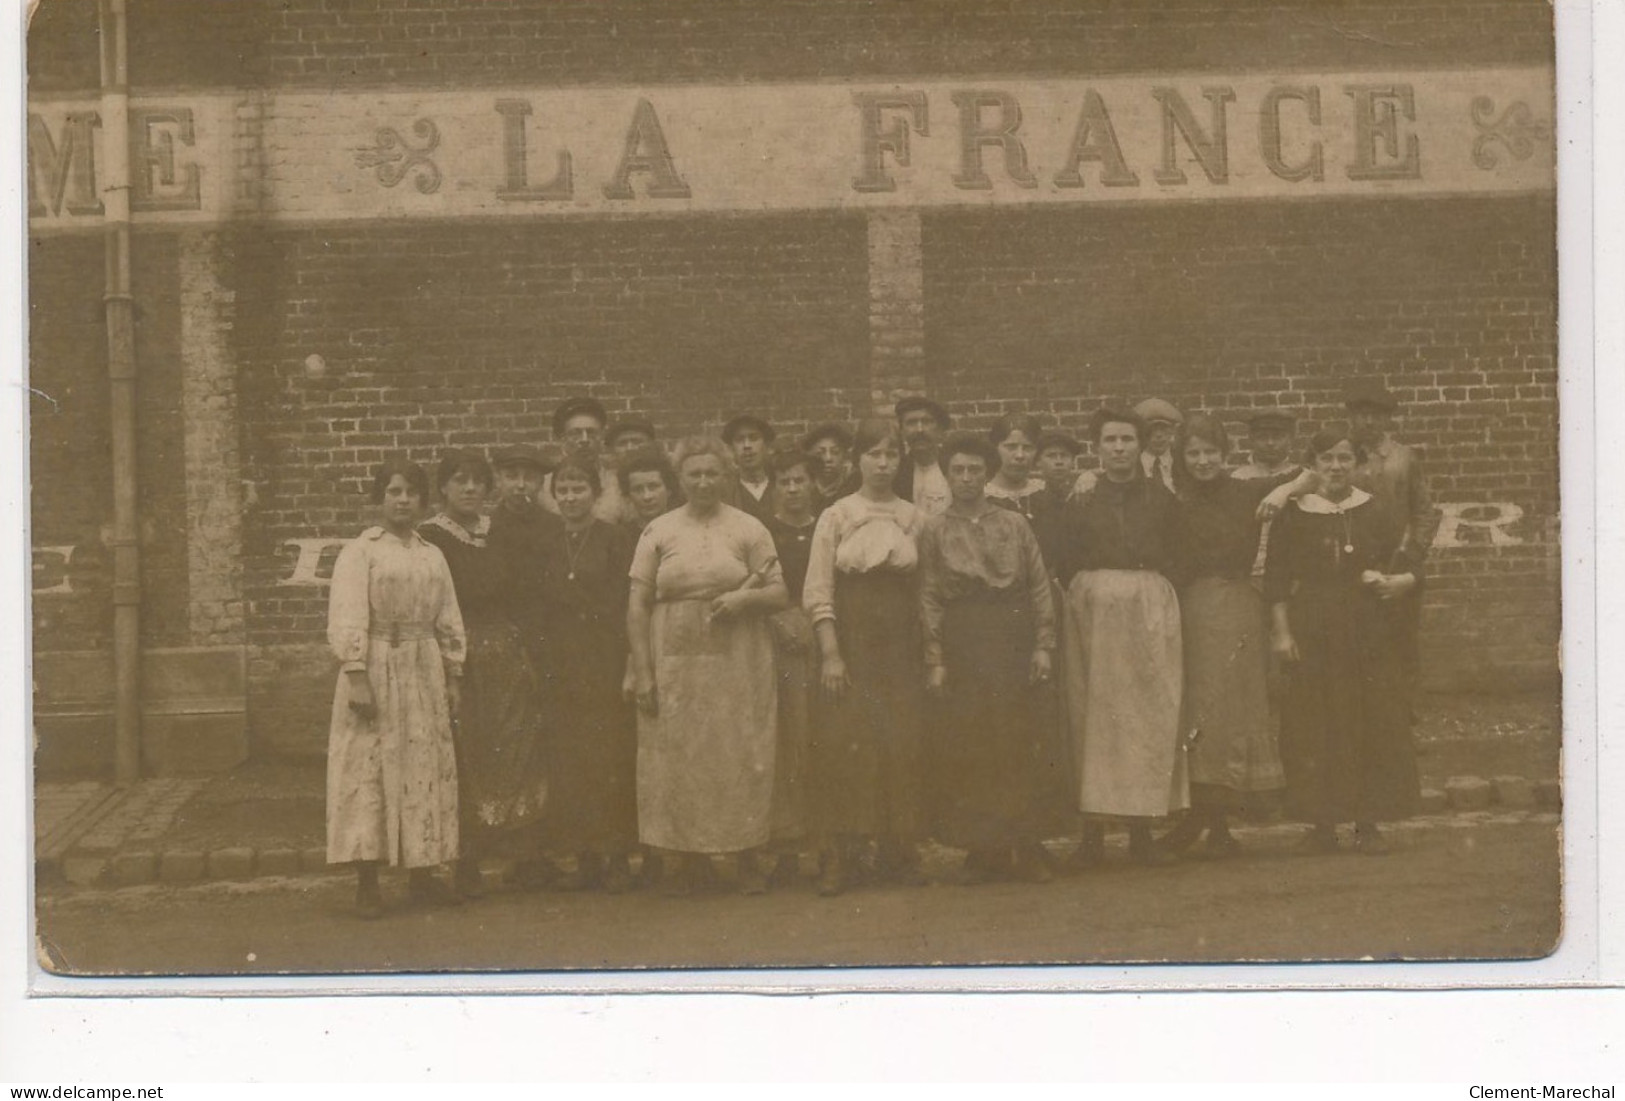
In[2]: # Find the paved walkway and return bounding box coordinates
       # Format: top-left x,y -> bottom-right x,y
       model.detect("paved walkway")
36,778 -> 208,885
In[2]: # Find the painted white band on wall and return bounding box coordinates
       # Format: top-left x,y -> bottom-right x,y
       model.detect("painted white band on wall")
27,66 -> 1554,230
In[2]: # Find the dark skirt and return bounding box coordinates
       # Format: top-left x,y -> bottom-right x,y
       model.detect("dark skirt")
769,606 -> 815,844
538,627 -> 638,850
929,588 -> 1054,849
1280,580 -> 1420,823
808,569 -> 925,840
1182,576 -> 1284,810
454,619 -> 550,855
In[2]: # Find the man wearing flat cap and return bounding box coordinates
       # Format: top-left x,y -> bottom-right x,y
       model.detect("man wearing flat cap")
802,422 -> 858,510
1344,378 -> 1436,566
543,397 -> 631,524
1134,397 -> 1183,491
894,396 -> 952,517
1233,409 -> 1300,482
606,418 -> 658,461
1345,377 -> 1436,720
722,413 -> 776,524
1233,410 -> 1304,585
1036,430 -> 1082,503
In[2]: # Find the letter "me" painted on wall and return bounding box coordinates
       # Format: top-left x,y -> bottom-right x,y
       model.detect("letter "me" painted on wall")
27,107 -> 204,218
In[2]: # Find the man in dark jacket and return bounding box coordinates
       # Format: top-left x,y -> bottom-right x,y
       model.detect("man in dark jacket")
894,395 -> 952,517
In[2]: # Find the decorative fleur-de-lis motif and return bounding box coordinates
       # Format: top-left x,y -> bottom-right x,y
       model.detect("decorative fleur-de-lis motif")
353,118 -> 442,194
1469,97 -> 1550,171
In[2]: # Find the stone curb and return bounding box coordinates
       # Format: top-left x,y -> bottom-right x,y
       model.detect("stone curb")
40,772 -> 1561,891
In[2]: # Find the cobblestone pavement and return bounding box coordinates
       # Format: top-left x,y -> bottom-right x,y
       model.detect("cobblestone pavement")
36,778 -> 207,886
33,781 -> 112,858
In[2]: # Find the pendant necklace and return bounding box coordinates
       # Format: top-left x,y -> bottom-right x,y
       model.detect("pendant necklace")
565,526 -> 591,581
1330,505 -> 1354,564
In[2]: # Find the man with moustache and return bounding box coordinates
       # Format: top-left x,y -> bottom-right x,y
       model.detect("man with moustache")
894,395 -> 953,517
542,398 -> 632,525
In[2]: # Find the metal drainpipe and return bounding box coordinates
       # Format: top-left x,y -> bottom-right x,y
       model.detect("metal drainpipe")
100,0 -> 140,786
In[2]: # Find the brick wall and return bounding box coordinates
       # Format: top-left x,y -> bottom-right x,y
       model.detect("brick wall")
922,195 -> 1559,689
26,0 -> 1559,760
230,214 -> 871,644
29,0 -> 1554,95
29,232 -> 192,652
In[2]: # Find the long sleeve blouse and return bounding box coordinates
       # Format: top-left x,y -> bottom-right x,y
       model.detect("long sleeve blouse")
1055,470 -> 1185,586
487,500 -> 564,647
418,513 -> 512,631
918,506 -> 1057,666
1175,471 -> 1298,583
985,477 -> 1068,580
326,526 -> 466,678
1263,488 -> 1416,606
802,493 -> 922,625
538,519 -> 636,646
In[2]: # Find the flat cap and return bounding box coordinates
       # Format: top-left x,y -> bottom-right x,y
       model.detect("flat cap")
721,413 -> 776,443
1036,429 -> 1083,456
1343,377 -> 1399,412
894,395 -> 952,428
605,419 -> 657,448
1133,397 -> 1184,426
490,445 -> 553,472
551,397 -> 610,436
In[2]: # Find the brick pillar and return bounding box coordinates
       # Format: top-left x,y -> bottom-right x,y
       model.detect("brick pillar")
866,211 -> 926,414
179,229 -> 245,646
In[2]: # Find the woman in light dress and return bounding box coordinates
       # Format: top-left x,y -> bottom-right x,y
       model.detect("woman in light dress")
627,437 -> 788,895
326,459 -> 466,918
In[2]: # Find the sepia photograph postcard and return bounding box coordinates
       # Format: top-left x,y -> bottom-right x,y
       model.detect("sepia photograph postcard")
20,0 -> 1583,992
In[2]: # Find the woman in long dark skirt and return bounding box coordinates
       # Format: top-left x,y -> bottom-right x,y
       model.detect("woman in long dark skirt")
920,433 -> 1057,884
803,417 -> 927,896
988,417 -> 1074,845
761,447 -> 822,885
1266,430 -> 1421,855
1155,415 -> 1313,859
536,457 -> 641,892
418,451 -> 549,899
